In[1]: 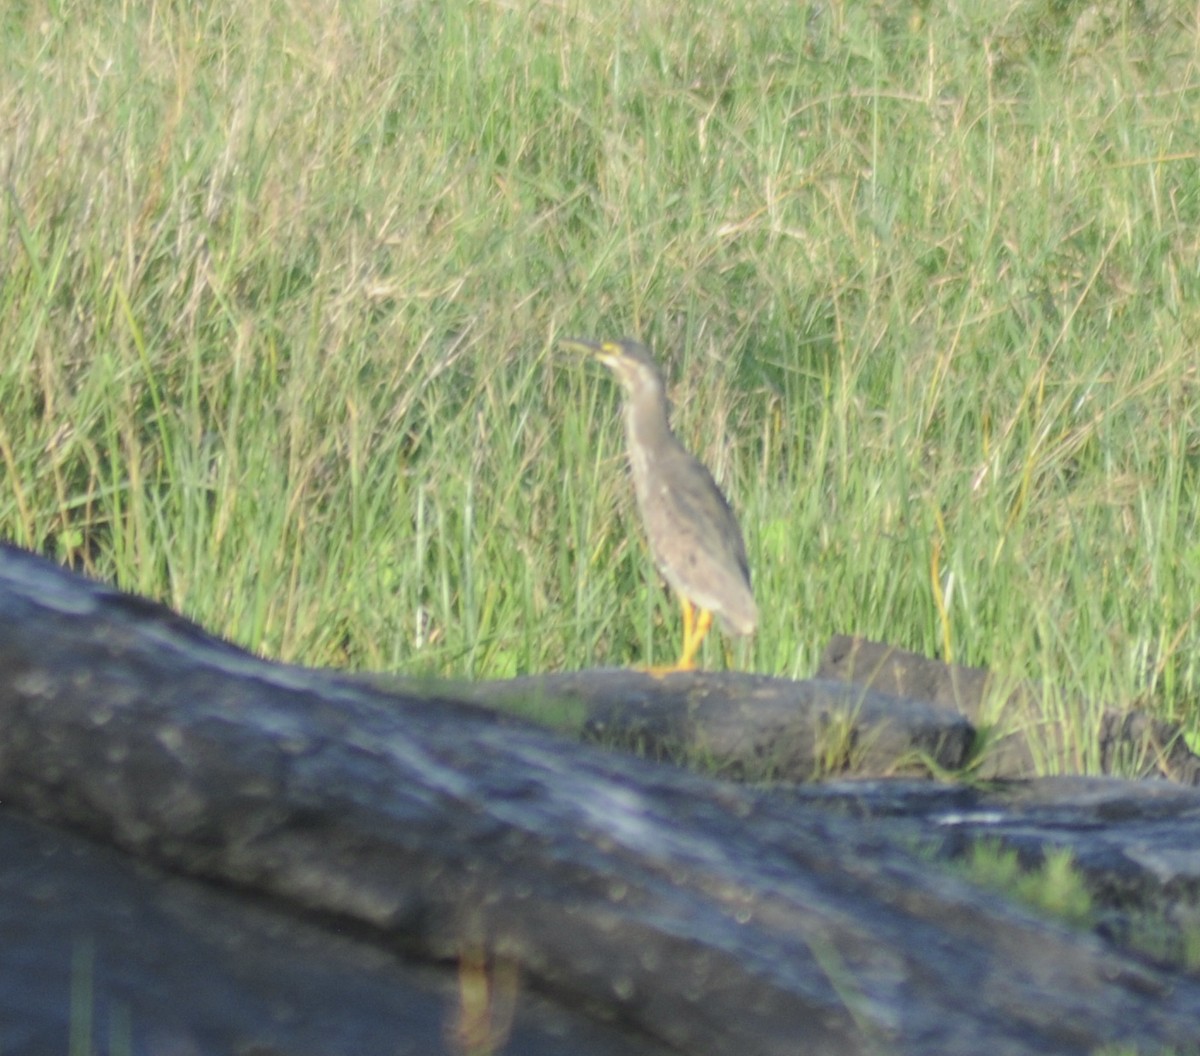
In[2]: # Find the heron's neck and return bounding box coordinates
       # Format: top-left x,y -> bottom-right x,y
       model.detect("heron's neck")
623,388 -> 676,461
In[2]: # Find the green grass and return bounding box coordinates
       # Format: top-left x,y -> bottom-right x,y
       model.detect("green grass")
953,840 -> 1095,929
3,0 -> 1200,769
947,837 -> 1200,989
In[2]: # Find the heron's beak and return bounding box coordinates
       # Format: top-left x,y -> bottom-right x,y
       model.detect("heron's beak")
559,337 -> 603,356
561,337 -> 625,373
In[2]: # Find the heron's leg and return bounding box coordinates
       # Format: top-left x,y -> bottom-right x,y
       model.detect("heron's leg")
681,597 -> 696,647
676,604 -> 713,671
644,598 -> 709,675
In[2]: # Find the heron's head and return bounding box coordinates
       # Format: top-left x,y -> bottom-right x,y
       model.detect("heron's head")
561,337 -> 664,396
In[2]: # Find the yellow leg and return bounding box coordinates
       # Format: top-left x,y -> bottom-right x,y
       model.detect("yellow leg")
641,598 -> 712,675
681,596 -> 696,648
676,603 -> 713,671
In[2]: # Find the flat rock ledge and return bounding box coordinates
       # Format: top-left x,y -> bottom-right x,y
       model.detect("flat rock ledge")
366,633 -> 1200,785
2,542 -> 1200,1056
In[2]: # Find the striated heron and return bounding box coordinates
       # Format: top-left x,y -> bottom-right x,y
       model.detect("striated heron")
563,337 -> 756,671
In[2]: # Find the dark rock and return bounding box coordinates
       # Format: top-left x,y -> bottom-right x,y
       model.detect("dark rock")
455,667 -> 976,779
818,634 -> 1200,783
6,544 -> 1200,1055
0,807 -> 655,1056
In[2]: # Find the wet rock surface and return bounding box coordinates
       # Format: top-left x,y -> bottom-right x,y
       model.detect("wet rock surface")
3,543 -> 1200,1056
0,808 -> 644,1056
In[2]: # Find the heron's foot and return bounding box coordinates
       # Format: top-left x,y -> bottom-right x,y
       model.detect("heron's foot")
637,659 -> 699,677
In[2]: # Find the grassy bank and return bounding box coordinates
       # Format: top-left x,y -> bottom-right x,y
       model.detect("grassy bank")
2,0 -> 1199,767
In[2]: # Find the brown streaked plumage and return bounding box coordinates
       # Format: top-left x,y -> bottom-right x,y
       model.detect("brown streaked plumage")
563,336 -> 756,671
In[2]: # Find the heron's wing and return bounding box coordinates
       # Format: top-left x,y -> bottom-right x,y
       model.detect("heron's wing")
637,446 -> 756,633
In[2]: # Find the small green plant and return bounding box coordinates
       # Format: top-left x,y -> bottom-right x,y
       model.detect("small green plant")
68,939 -> 133,1056
955,840 -> 1094,928
1109,905 -> 1200,975
1094,1046 -> 1196,1056
950,838 -> 1200,984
